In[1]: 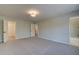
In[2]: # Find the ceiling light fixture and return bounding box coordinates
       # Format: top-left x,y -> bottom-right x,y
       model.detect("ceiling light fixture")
27,9 -> 39,17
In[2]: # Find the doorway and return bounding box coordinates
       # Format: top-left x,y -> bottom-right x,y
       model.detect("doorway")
31,23 -> 39,37
7,21 -> 16,41
0,18 -> 16,43
70,17 -> 79,47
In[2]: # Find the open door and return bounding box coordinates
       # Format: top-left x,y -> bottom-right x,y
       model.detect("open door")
0,17 -> 16,43
0,17 -> 4,43
3,20 -> 16,42
3,20 -> 8,42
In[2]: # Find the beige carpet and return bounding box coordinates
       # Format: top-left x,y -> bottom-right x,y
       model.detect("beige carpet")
0,37 -> 79,55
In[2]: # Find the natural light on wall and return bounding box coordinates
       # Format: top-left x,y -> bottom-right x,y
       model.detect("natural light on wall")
27,9 -> 39,17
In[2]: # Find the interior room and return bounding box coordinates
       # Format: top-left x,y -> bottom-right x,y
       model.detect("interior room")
0,4 -> 79,55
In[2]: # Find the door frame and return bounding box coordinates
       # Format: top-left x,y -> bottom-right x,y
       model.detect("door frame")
3,20 -> 16,43
31,23 -> 35,37
7,21 -> 16,41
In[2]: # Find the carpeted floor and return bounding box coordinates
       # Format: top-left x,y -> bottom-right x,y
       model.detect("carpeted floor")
0,37 -> 79,55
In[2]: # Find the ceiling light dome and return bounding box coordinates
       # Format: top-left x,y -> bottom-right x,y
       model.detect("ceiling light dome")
27,9 -> 39,17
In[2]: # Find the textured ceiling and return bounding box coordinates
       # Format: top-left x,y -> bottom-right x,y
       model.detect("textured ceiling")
0,4 -> 79,21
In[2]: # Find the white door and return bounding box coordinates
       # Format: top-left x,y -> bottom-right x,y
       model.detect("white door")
0,17 -> 4,43
3,20 -> 8,42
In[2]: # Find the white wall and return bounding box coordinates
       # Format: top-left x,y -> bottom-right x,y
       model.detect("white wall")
16,19 -> 32,39
38,11 -> 79,44
38,16 -> 69,44
5,18 -> 32,39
